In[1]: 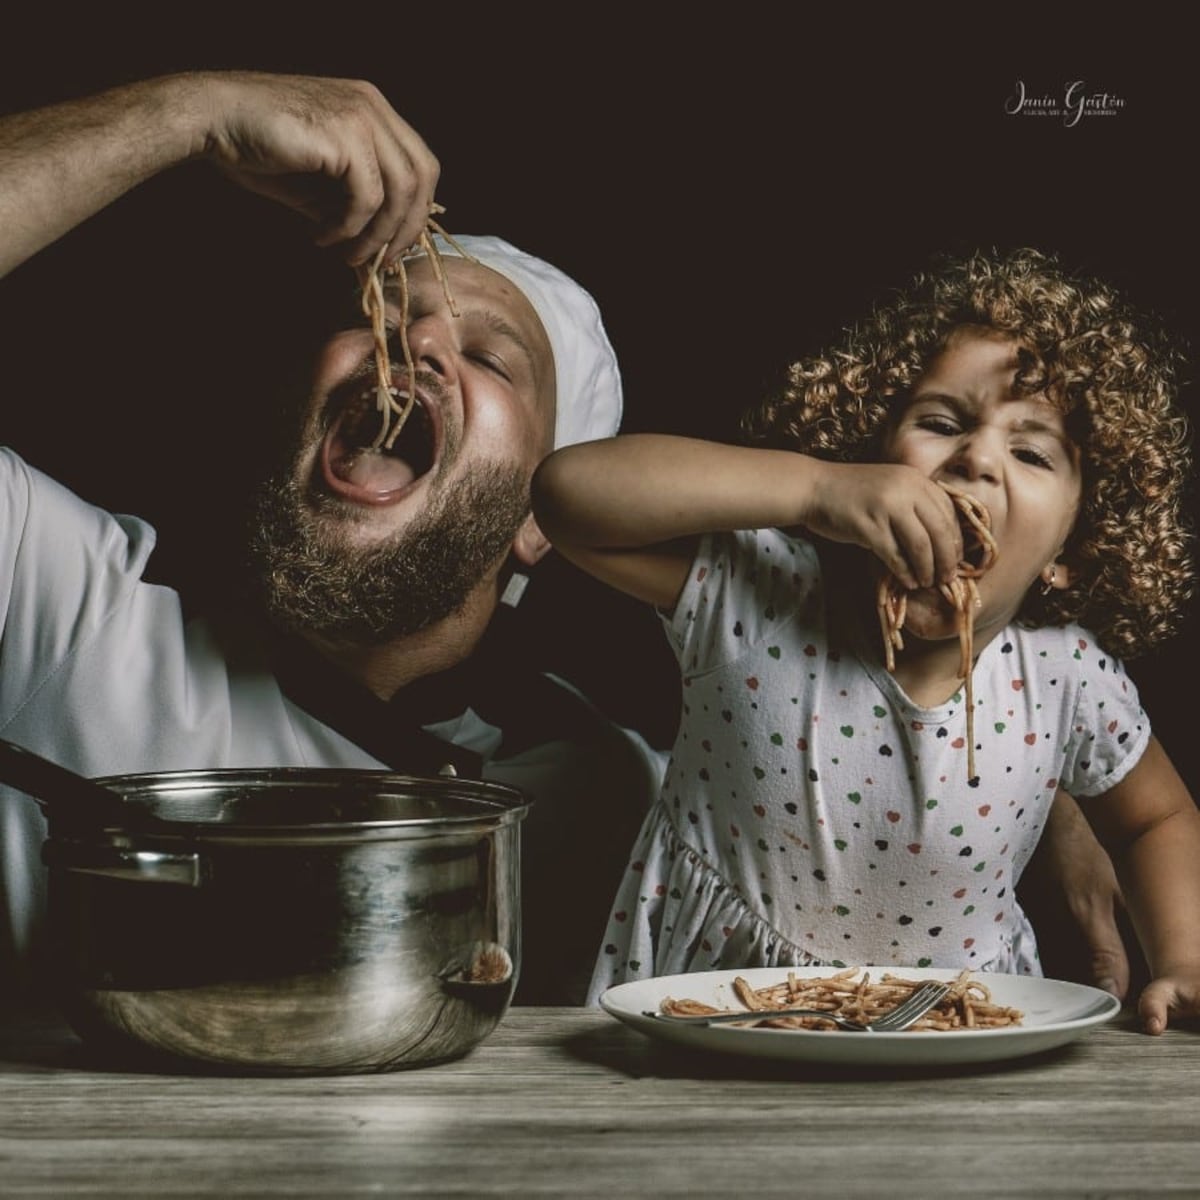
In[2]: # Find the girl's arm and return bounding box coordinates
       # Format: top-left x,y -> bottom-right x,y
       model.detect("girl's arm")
1083,736 -> 1200,1033
531,434 -> 964,609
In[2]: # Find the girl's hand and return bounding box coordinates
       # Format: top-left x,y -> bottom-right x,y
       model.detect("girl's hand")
802,461 -> 963,591
1137,970 -> 1200,1034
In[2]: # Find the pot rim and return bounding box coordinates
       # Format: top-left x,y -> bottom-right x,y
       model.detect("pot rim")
75,766 -> 532,838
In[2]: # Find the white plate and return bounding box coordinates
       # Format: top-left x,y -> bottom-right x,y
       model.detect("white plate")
599,967 -> 1122,1067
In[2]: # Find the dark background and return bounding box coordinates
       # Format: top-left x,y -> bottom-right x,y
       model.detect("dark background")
0,11 -> 1194,792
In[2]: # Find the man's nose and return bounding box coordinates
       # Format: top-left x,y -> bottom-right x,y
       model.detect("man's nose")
404,318 -> 457,381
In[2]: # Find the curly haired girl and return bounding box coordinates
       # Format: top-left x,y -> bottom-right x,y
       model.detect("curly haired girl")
742,247 -> 1193,659
533,247 -> 1200,1033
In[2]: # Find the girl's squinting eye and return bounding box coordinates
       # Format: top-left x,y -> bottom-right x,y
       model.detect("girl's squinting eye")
916,414 -> 960,436
1013,445 -> 1054,469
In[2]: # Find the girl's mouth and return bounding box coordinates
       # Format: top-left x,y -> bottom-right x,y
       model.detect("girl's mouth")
960,521 -> 992,574
320,382 -> 440,505
939,483 -> 999,577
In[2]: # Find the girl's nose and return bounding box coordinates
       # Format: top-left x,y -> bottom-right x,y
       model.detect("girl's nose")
946,432 -> 1001,485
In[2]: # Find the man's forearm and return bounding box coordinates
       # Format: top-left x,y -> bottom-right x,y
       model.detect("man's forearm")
0,75 -> 205,278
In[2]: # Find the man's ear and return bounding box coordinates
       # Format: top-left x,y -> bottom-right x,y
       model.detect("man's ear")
511,512 -> 552,568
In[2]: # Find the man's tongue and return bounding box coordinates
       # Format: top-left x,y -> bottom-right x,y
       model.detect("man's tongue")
324,393 -> 431,499
332,447 -> 417,492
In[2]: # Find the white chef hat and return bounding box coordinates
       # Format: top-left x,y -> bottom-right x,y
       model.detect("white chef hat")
415,234 -> 623,449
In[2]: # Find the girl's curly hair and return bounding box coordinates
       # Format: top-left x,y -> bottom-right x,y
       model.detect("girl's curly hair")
741,248 -> 1194,659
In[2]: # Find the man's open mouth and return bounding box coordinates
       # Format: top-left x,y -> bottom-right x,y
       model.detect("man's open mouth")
320,382 -> 440,504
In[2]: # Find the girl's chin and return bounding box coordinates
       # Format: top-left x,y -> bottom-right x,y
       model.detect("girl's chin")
899,587 -> 1013,652
898,590 -> 966,642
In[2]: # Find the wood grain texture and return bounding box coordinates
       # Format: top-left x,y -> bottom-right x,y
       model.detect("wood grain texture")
2,1007 -> 1199,1197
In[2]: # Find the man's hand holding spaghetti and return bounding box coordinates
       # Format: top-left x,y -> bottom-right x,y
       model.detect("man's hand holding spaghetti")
196,71 -> 440,268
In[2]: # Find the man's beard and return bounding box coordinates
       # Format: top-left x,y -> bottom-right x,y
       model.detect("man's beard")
246,461 -> 532,648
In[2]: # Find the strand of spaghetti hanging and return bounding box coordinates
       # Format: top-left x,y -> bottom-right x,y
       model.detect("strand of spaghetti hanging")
355,204 -> 476,450
876,482 -> 998,784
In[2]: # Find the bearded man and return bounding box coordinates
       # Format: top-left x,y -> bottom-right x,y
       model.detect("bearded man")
0,71 -> 661,1005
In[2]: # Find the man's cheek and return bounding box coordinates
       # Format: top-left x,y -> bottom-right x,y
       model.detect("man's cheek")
312,331 -> 369,389
470,402 -> 541,462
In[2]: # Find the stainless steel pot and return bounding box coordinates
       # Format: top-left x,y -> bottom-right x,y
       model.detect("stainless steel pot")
41,768 -> 531,1074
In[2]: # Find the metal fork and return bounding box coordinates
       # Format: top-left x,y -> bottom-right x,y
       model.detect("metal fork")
648,980 -> 953,1033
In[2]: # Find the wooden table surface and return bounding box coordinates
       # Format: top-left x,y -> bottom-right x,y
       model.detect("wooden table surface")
3,1005 -> 1199,1198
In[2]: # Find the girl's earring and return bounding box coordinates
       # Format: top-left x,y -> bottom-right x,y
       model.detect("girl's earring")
1041,567 -> 1057,596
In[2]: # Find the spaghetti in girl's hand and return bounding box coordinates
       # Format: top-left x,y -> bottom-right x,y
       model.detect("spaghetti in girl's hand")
878,481 -> 998,782
532,248 -> 1200,1034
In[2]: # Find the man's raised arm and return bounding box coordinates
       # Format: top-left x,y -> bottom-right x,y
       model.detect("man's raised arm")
0,71 -> 440,279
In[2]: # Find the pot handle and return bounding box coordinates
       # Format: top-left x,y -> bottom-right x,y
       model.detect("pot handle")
42,842 -> 204,887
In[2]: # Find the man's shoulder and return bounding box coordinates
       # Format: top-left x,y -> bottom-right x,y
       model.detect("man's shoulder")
0,445 -> 158,558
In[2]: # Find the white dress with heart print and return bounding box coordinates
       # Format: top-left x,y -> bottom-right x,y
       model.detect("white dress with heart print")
587,527 -> 1149,1004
